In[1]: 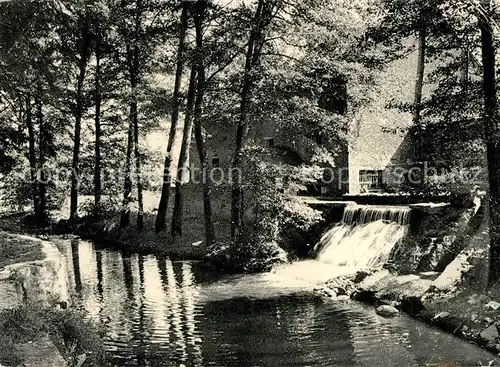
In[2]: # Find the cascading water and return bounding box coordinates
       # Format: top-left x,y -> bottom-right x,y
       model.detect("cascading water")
315,205 -> 411,269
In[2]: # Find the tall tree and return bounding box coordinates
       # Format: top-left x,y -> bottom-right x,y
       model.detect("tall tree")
413,22 -> 426,162
129,0 -> 144,230
93,25 -> 102,213
155,4 -> 189,232
192,1 -> 215,246
70,9 -> 92,221
478,0 -> 500,286
120,113 -> 135,228
231,0 -> 277,242
25,94 -> 40,219
35,85 -> 47,223
171,65 -> 197,237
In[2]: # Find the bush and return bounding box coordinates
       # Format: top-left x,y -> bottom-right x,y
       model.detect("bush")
0,304 -> 107,366
207,239 -> 288,273
45,308 -> 107,366
241,146 -> 324,249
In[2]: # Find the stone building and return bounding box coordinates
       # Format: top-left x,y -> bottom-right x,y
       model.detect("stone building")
187,44 -> 428,198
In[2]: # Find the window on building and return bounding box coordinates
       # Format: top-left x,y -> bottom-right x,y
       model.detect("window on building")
263,137 -> 274,147
315,132 -> 325,145
320,186 -> 328,196
318,75 -> 348,115
212,154 -> 220,168
359,170 -> 383,191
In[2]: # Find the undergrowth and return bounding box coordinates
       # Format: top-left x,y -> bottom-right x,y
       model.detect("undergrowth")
0,304 -> 107,366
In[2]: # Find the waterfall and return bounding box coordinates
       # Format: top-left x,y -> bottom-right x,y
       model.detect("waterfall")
315,205 -> 411,269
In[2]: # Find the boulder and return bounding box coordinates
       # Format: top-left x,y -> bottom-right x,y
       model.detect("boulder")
484,317 -> 494,324
433,311 -> 450,320
479,324 -> 499,347
336,295 -> 350,302
485,301 -> 500,311
335,286 -> 347,296
0,237 -> 70,310
376,305 -> 399,317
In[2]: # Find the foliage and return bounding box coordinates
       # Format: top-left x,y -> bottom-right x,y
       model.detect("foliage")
206,239 -> 288,274
0,0 -> 496,272
241,145 -> 323,243
0,304 -> 107,366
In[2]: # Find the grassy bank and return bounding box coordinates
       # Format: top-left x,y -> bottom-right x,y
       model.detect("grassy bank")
0,232 -> 45,268
0,231 -> 107,366
52,188 -> 231,257
0,304 -> 107,366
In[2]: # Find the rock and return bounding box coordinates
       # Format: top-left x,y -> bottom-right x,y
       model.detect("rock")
485,317 -> 494,324
0,237 -> 70,310
380,299 -> 397,307
479,324 -> 499,346
376,305 -> 399,317
467,294 -> 479,304
335,287 -> 347,296
353,270 -> 373,283
336,295 -> 350,302
323,288 -> 337,298
76,353 -> 87,367
433,311 -> 450,320
471,314 -> 478,322
419,271 -> 441,280
485,301 -> 500,311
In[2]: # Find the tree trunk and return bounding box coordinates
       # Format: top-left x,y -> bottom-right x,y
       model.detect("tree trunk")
192,8 -> 215,246
231,0 -> 266,242
413,25 -> 426,163
479,8 -> 500,286
133,0 -> 144,231
461,48 -> 469,94
155,5 -> 189,233
121,0 -> 144,230
120,118 -> 134,228
171,65 -> 197,238
25,94 -> 39,219
94,31 -> 102,214
132,97 -> 143,231
70,25 -> 91,221
35,91 -> 46,224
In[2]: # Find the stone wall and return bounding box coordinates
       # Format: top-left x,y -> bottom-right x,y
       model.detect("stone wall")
386,198 -> 482,275
0,236 -> 70,310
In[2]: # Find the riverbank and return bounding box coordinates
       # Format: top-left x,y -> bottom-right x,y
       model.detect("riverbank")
0,232 -> 44,268
0,232 -> 108,366
316,222 -> 500,358
0,304 -> 107,366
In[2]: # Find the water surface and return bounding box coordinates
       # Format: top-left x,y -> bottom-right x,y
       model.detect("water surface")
57,238 -> 499,367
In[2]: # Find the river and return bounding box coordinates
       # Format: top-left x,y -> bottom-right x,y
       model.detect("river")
56,238 -> 499,367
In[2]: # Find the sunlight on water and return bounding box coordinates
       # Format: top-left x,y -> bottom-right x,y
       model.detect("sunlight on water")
55,237 -> 499,367
198,260 -> 358,303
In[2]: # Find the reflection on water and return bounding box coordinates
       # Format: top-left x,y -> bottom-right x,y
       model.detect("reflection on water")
56,239 -> 499,367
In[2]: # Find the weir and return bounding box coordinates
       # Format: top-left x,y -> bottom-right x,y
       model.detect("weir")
315,205 -> 411,269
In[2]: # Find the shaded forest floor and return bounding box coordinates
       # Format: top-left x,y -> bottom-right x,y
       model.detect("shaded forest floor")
0,186 -> 233,258
54,187 -> 233,258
